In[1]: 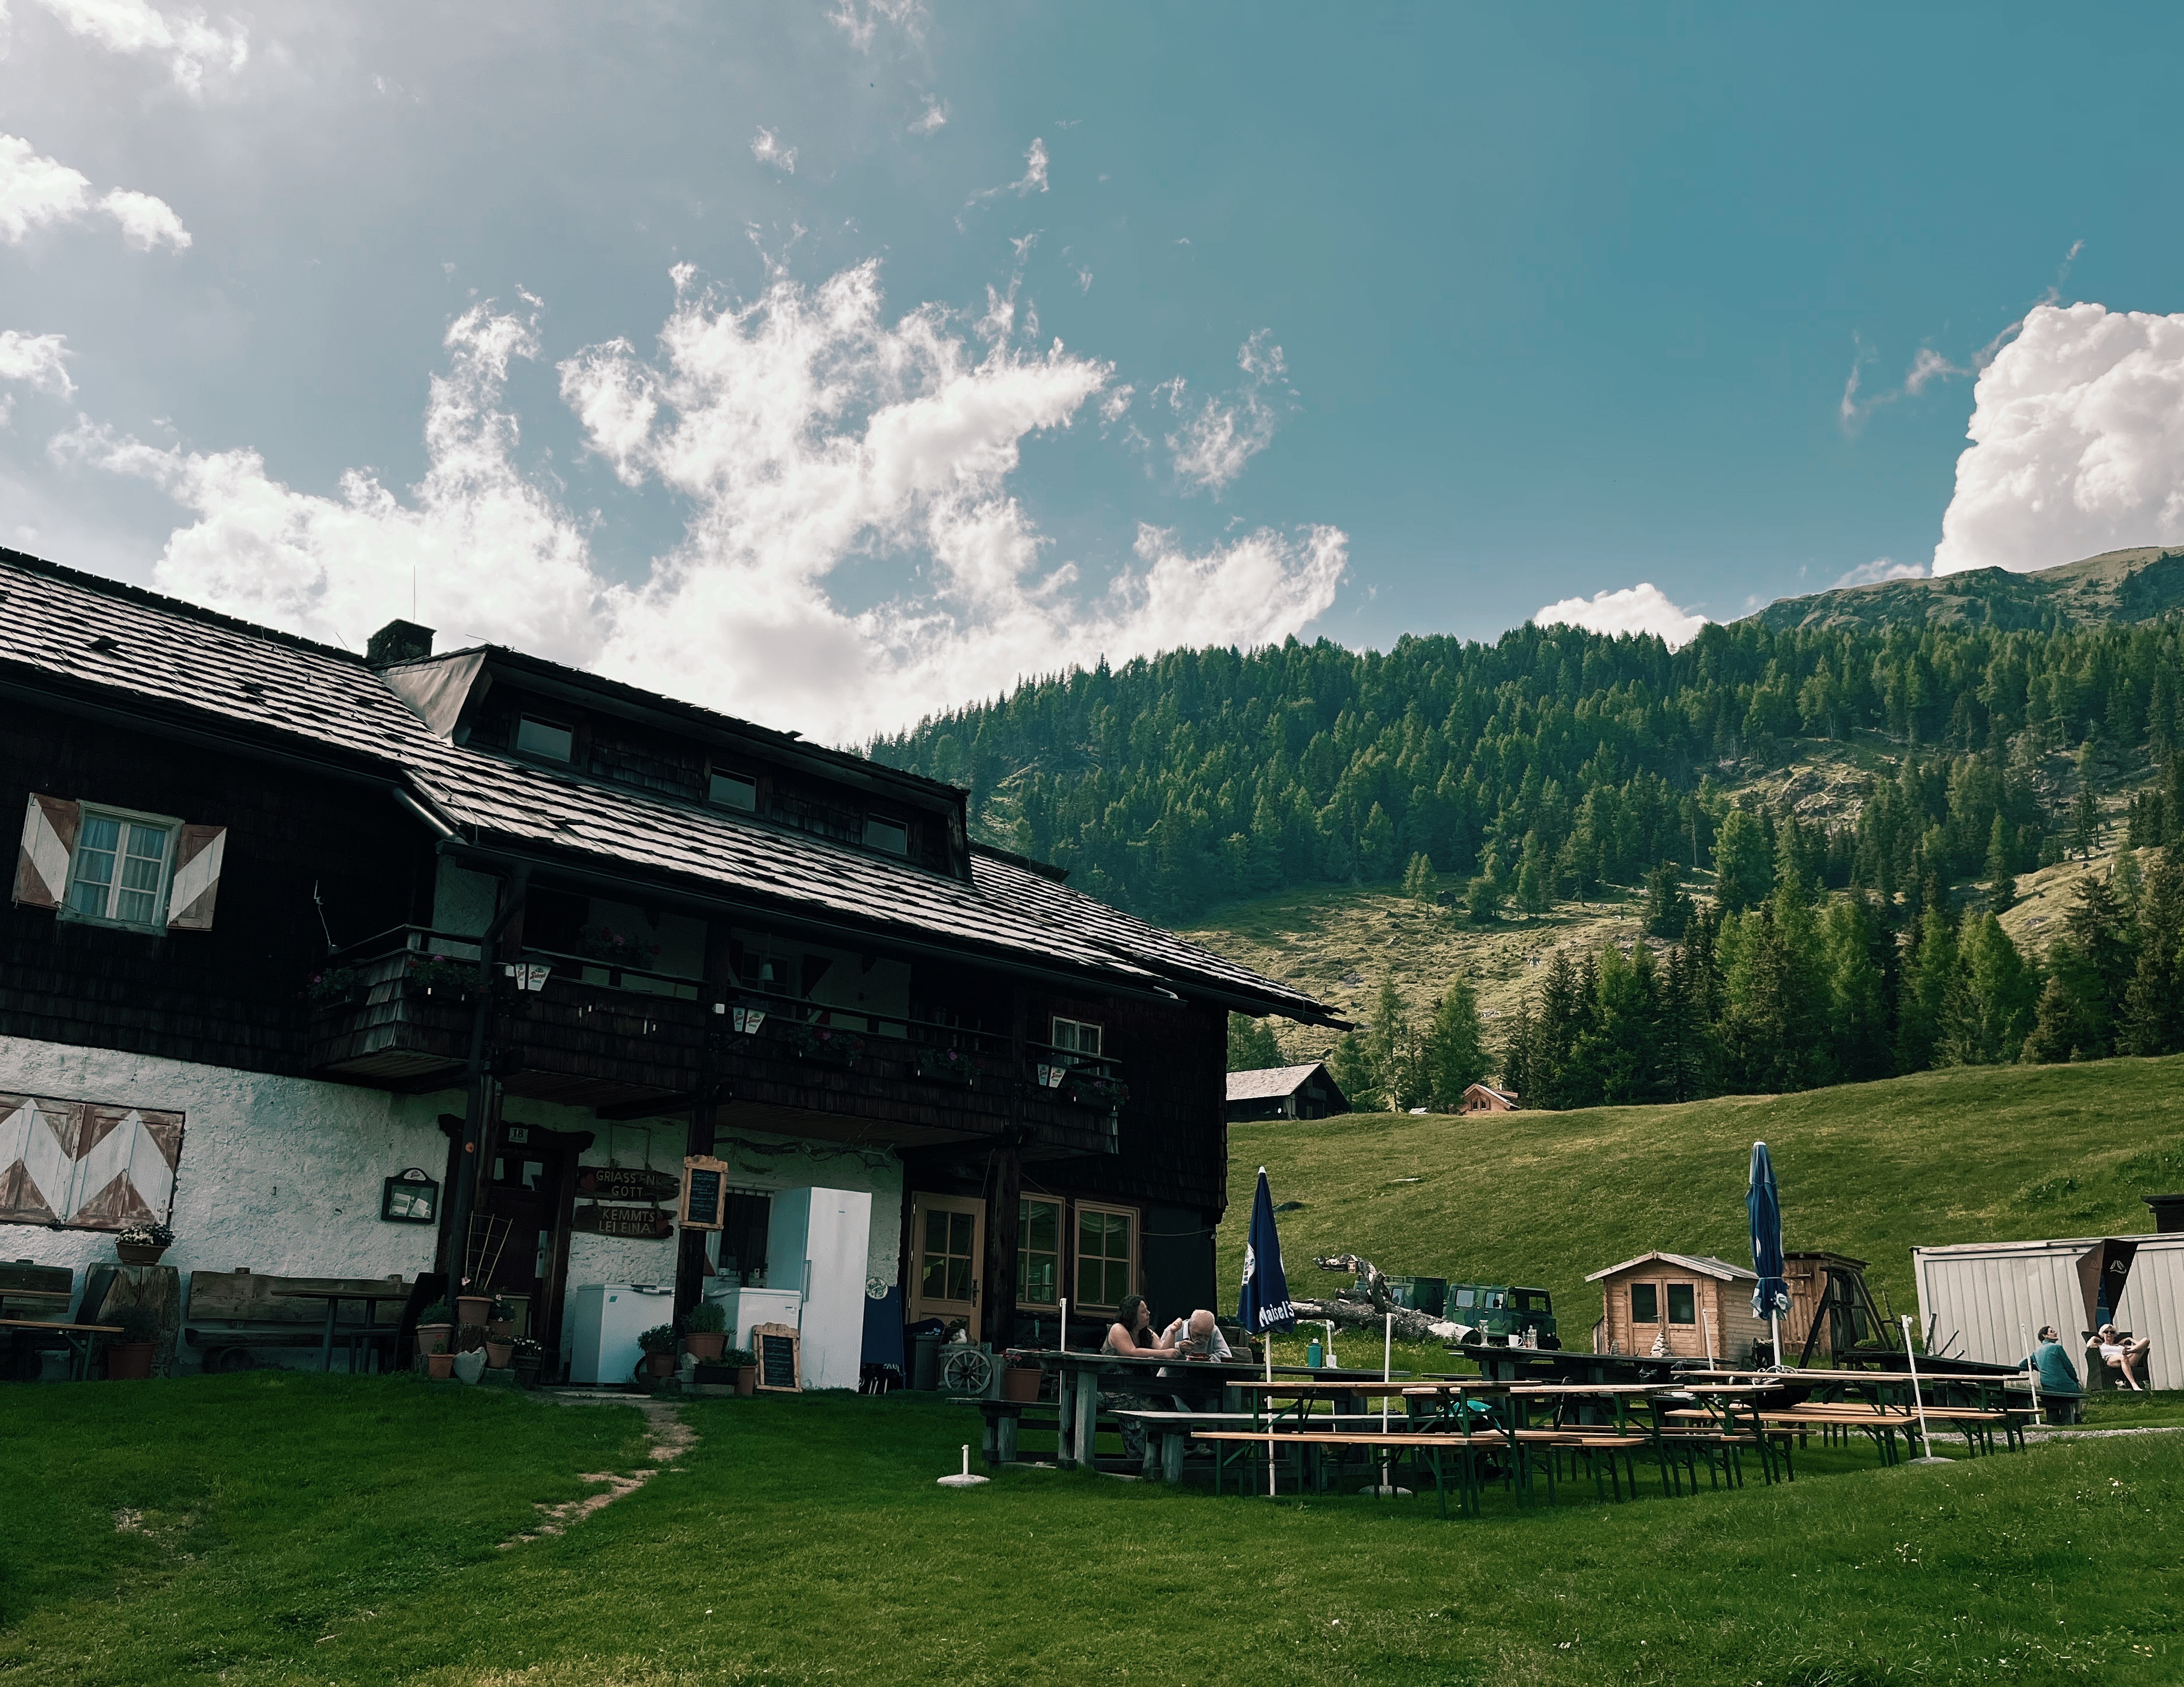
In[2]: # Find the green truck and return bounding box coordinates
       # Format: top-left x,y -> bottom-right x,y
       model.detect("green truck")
1446,1282 -> 1560,1350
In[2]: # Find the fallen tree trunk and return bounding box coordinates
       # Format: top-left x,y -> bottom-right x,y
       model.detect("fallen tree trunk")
1287,1296 -> 1451,1344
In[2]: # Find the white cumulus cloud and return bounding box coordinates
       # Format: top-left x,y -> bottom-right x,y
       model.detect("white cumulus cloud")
61,264 -> 1347,743
29,0 -> 249,95
0,133 -> 189,251
1834,556 -> 1928,588
1533,582 -> 1707,648
750,126 -> 796,175
1934,302 -> 2184,575
909,96 -> 948,136
0,328 -> 75,424
54,303 -> 602,659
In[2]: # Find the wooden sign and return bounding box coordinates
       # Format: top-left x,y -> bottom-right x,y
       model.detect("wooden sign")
570,1203 -> 676,1240
753,1320 -> 800,1392
575,1166 -> 679,1202
679,1156 -> 728,1231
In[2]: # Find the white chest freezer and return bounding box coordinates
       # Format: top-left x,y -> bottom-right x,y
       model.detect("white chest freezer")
568,1283 -> 672,1386
701,1284 -> 803,1353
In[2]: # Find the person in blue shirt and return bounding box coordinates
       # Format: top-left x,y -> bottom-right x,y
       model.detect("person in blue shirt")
2024,1324 -> 2082,1423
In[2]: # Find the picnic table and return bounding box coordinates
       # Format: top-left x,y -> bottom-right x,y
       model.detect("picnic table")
273,1286 -> 414,1374
0,1317 -> 123,1381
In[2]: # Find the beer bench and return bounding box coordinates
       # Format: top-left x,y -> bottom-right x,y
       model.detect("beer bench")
183,1269 -> 421,1372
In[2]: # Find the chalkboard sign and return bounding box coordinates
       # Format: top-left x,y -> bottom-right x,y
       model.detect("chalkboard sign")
753,1321 -> 800,1392
679,1155 -> 728,1231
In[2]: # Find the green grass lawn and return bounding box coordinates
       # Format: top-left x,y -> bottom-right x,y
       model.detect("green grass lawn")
1222,1054 -> 2184,1346
5,1374 -> 2182,1686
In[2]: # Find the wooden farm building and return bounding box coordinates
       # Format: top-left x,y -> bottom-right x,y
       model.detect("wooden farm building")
1458,1083 -> 1519,1114
1587,1250 -> 1769,1363
1224,1063 -> 1349,1123
0,548 -> 1337,1383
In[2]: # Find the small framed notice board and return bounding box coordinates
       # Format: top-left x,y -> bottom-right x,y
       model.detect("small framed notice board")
679,1155 -> 729,1230
753,1322 -> 800,1392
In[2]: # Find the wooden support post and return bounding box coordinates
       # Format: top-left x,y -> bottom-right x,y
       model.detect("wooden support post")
981,988 -> 1030,1353
441,869 -> 527,1287
675,920 -> 738,1330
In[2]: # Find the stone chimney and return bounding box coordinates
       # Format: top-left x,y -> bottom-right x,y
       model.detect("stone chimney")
367,619 -> 435,665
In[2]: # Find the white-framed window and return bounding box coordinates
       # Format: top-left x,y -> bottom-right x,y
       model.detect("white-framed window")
63,806 -> 178,932
1050,1016 -> 1103,1058
862,814 -> 909,854
708,769 -> 758,811
1074,1201 -> 1136,1308
1018,1196 -> 1063,1307
515,716 -> 574,762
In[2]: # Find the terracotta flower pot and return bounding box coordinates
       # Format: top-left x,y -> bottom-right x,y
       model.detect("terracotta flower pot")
734,1365 -> 757,1397
106,1341 -> 155,1380
455,1294 -> 493,1327
414,1323 -> 451,1356
1002,1365 -> 1042,1403
115,1242 -> 168,1267
426,1351 -> 456,1380
644,1351 -> 676,1379
684,1330 -> 726,1361
485,1341 -> 513,1370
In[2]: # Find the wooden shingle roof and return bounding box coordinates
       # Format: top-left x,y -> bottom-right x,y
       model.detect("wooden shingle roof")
1,549 -> 1336,1023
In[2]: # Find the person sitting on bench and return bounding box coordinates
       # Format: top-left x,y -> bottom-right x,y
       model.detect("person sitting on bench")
1160,1309 -> 1233,1361
2022,1324 -> 2082,1423
1100,1294 -> 1179,1460
2092,1323 -> 2152,1391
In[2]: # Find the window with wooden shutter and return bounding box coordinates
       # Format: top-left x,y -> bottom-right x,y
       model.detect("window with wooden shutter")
12,794 -> 78,909
0,1094 -> 185,1230
167,824 -> 227,931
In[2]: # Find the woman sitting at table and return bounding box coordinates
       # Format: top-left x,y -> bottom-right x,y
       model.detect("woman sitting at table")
1098,1294 -> 1178,1460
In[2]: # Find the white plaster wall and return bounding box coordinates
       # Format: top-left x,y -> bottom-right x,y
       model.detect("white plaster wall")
3,1034 -> 906,1379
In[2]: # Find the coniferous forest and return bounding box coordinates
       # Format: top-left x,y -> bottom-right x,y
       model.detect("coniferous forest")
873,615 -> 2184,1107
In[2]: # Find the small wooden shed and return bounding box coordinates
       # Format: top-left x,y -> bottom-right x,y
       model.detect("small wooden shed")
1459,1083 -> 1519,1115
1586,1251 -> 1769,1363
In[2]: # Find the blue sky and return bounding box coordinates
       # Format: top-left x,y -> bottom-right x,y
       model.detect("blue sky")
6,3 -> 2184,739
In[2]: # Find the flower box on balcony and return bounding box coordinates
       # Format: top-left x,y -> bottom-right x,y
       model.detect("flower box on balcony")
786,1021 -> 865,1067
1063,1073 -> 1131,1112
404,955 -> 478,1002
914,1045 -> 989,1086
304,966 -> 367,1007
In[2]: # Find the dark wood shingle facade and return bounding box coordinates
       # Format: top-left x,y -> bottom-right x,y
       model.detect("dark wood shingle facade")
1,549 -> 1332,1374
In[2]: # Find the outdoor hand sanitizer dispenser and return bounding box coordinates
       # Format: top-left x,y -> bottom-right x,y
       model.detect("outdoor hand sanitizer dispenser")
766,1186 -> 873,1390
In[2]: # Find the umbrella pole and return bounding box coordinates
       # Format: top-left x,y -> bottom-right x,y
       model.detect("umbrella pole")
1771,1311 -> 1783,1370
1265,1333 -> 1276,1498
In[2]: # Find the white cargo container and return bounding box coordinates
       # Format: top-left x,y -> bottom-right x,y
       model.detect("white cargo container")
1912,1235 -> 2184,1392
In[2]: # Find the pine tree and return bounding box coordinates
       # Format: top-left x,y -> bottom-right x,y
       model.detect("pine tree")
1401,851 -> 1438,905
1642,858 -> 1694,940
1983,814 -> 2018,915
1895,905 -> 1959,1074
1821,895 -> 1892,1082
1496,996 -> 1536,1102
1422,978 -> 1489,1106
1940,913 -> 2036,1065
1226,1013 -> 1284,1071
2070,783 -> 2102,860
1713,808 -> 1773,915
1325,1030 -> 1378,1110
1463,874 -> 1502,924
2120,849 -> 2184,1056
1592,941 -> 1665,1104
1361,975 -> 1422,1111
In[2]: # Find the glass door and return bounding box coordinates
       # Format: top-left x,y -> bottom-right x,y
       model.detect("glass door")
909,1193 -> 984,1340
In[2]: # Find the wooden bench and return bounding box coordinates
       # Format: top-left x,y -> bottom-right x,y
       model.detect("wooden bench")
0,1263 -> 76,1380
1191,1427 -> 1657,1516
183,1270 -> 420,1372
1114,1408 -> 1407,1483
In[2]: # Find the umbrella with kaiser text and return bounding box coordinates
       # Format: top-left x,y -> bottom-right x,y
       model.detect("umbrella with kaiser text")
1238,1166 -> 1298,1337
1748,1140 -> 1792,1365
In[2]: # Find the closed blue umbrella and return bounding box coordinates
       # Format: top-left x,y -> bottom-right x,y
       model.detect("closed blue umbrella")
1748,1141 -> 1792,1367
1238,1166 -> 1298,1340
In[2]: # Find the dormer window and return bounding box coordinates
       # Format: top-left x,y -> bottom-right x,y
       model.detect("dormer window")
515,716 -> 574,762
862,815 -> 909,855
708,769 -> 758,811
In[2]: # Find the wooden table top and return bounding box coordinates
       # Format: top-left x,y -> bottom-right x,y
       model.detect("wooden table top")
273,1287 -> 416,1302
0,1317 -> 124,1333
1230,1376 -> 1418,1393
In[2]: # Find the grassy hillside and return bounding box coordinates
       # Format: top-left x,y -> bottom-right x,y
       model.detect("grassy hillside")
1216,1055 -> 2184,1343
1751,545 -> 2184,633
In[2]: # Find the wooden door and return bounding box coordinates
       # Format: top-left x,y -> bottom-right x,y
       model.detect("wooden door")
909,1193 -> 985,1340
481,1133 -> 564,1339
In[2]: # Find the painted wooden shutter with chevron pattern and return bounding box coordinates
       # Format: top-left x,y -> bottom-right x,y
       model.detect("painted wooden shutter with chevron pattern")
167,824 -> 227,931
12,793 -> 78,909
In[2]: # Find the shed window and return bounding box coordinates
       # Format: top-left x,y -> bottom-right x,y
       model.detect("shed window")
1018,1196 -> 1062,1307
516,717 -> 574,762
1629,1282 -> 1659,1323
65,809 -> 176,931
862,816 -> 909,854
708,770 -> 758,811
1666,1282 -> 1697,1325
1074,1203 -> 1135,1307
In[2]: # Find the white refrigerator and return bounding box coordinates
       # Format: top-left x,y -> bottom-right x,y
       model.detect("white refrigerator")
766,1186 -> 873,1390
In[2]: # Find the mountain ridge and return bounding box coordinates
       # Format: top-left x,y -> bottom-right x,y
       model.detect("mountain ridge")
1747,546 -> 2184,634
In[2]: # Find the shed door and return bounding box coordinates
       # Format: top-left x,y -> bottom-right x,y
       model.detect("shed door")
909,1193 -> 984,1341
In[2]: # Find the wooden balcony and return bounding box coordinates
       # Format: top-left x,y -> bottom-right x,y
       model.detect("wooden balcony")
304,928 -> 1127,1157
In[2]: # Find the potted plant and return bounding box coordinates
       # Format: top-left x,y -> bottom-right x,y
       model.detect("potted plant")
510,1336 -> 544,1387
426,1347 -> 457,1380
723,1346 -> 758,1397
103,1304 -> 160,1379
456,1322 -> 489,1355
305,965 -> 366,1007
404,952 -> 476,1001
455,1289 -> 494,1327
1001,1351 -> 1043,1403
488,1296 -> 518,1340
414,1302 -> 453,1356
637,1324 -> 679,1380
114,1220 -> 173,1267
681,1301 -> 728,1361
485,1334 -> 514,1370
